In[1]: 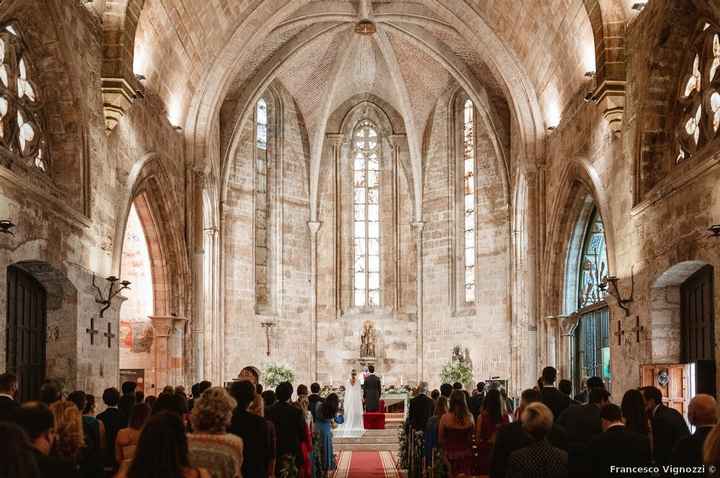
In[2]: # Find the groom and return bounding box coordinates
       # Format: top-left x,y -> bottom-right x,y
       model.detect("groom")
362,365 -> 382,412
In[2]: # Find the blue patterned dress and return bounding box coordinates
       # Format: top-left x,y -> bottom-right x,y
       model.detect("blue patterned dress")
313,418 -> 336,473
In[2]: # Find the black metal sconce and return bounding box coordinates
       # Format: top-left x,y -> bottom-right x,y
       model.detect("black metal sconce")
602,266 -> 634,316
0,219 -> 15,235
92,274 -> 131,318
707,224 -> 720,238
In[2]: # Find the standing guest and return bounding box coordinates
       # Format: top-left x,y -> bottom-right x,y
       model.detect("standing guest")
506,402 -> 568,478
145,395 -> 156,409
266,381 -> 306,472
118,382 -> 136,425
671,394 -> 717,466
16,402 -> 78,478
440,383 -> 453,399
175,385 -> 187,398
262,390 -> 277,409
439,390 -> 475,477
408,382 -> 435,432
39,380 -> 62,405
49,401 -> 84,470
308,382 -> 324,421
424,396 -> 448,468
620,389 -> 650,437
0,421 -> 42,478
490,389 -> 568,478
588,404 -> 651,477
453,382 -> 471,405
314,393 -> 339,477
229,380 -> 272,478
117,412 -> 211,478
540,367 -> 572,420
0,372 -> 19,422
82,394 -> 97,415
188,387 -> 244,478
188,383 -> 211,412
115,403 -> 151,467
238,366 -> 261,385
431,389 -> 440,405
475,388 -> 510,475
134,391 -> 144,404
67,391 -> 104,478
297,384 -> 309,400
247,389 -> 276,474
574,377 -> 604,404
97,387 -> 124,473
292,392 -> 313,477
468,382 -> 485,418
152,391 -> 188,417
558,380 -> 580,405
641,386 -> 689,466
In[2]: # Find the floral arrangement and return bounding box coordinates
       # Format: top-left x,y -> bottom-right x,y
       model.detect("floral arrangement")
262,363 -> 295,388
440,345 -> 474,388
383,384 -> 414,394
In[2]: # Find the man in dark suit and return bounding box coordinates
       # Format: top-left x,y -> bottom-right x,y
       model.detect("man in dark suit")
265,381 -> 306,467
556,387 -> 610,477
16,401 -> 78,478
363,365 -> 381,412
490,388 -> 568,478
540,366 -> 572,420
469,381 -> 485,418
118,380 -> 136,425
506,402 -> 568,478
308,382 -> 324,421
641,386 -> 690,466
559,379 -> 581,405
671,394 -> 716,466
574,376 -> 604,404
0,372 -> 19,422
229,380 -> 272,478
588,404 -> 651,477
408,382 -> 434,432
97,387 -> 125,473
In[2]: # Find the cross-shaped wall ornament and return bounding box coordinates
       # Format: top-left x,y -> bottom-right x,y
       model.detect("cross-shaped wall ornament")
86,318 -> 99,345
614,319 -> 625,346
104,322 -> 116,349
630,316 -> 645,343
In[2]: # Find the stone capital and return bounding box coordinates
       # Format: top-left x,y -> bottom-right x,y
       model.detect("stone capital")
387,134 -> 407,149
558,314 -> 580,336
307,221 -> 322,234
411,221 -> 425,231
102,76 -> 142,134
325,133 -> 346,147
149,315 -> 187,337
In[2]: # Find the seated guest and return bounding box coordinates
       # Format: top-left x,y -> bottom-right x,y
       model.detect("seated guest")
115,403 -> 151,467
308,382 -> 324,421
556,387 -> 609,476
506,402 -> 568,478
67,391 -> 104,478
469,382 -> 485,418
408,382 -> 435,432
620,389 -> 650,437
588,404 -> 651,477
49,401 -> 85,470
118,412 -> 210,478
476,389 -> 510,475
558,380 -> 580,405
424,396 -> 448,468
490,389 -> 567,478
540,367 -> 572,420
439,390 -> 475,477
0,421 -> 42,478
265,382 -> 306,471
641,386 -> 689,466
573,376 -> 604,404
97,387 -> 124,472
119,381 -> 137,425
0,372 -> 19,422
671,394 -> 717,466
16,401 -> 78,478
188,387 -> 244,478
229,380 -> 272,478
314,393 -> 340,478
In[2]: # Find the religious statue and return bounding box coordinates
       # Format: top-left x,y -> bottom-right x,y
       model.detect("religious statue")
360,321 -> 376,358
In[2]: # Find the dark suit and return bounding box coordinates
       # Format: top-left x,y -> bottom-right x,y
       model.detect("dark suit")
469,393 -> 485,418
363,374 -> 381,412
588,425 -> 651,478
408,393 -> 434,431
541,386 -> 572,421
117,394 -> 134,426
265,401 -> 306,465
506,440 -> 568,478
308,393 -> 324,421
230,408 -> 272,478
0,394 -> 20,422
556,403 -> 603,476
32,448 -> 79,478
96,407 -> 125,469
490,420 -> 568,478
670,424 -> 713,466
651,404 -> 690,466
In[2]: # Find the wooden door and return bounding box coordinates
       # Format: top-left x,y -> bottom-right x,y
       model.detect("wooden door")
640,364 -> 687,416
681,265 -> 714,362
6,266 -> 47,402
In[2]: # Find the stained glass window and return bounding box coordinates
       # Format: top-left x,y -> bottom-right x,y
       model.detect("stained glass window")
0,23 -> 46,172
677,25 -> 720,163
352,119 -> 381,308
578,209 -> 608,309
463,99 -> 476,303
255,97 -> 270,307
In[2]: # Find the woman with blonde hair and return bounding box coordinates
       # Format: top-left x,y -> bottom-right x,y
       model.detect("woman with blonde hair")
49,400 -> 85,466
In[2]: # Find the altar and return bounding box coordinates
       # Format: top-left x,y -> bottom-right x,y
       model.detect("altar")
381,391 -> 409,418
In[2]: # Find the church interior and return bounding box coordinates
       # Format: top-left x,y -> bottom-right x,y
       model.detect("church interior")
1,0 -> 720,427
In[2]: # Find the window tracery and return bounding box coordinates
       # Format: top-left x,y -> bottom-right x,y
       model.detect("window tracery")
0,23 -> 46,172
676,23 -> 720,163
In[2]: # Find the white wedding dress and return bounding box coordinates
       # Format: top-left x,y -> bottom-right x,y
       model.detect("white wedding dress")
337,376 -> 365,437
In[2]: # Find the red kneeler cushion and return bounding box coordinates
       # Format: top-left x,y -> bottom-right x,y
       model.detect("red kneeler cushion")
363,412 -> 385,429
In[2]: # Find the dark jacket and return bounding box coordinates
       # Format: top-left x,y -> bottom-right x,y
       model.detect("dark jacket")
670,425 -> 713,466
489,419 -> 567,478
588,425 -> 652,478
556,403 -> 603,475
363,374 -> 382,412
541,387 -> 572,421
469,393 -> 485,418
0,395 -> 20,422
651,404 -> 690,466
408,394 -> 434,432
230,408 -> 272,478
32,448 -> 79,478
265,401 -> 306,464
308,394 -> 323,421
96,407 -> 125,469
506,439 -> 568,478
117,395 -> 134,426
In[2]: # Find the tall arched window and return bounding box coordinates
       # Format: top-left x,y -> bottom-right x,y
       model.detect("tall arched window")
255,98 -> 270,308
0,23 -> 46,172
462,99 -> 476,303
352,119 -> 381,307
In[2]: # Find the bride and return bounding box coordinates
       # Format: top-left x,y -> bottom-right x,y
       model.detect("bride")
336,369 -> 364,437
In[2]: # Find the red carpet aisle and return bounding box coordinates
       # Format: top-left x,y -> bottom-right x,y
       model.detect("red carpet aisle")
333,451 -> 400,478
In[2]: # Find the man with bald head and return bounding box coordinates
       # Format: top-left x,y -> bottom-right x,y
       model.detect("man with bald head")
671,394 -> 717,466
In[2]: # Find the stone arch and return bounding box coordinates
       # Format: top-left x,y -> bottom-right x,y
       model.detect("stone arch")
102,0 -> 146,81
582,0 -> 627,88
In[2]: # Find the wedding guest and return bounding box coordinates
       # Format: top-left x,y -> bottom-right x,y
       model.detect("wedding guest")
408,381 -> 434,432
574,377 -> 604,404
39,380 -> 62,406
115,403 -> 150,467
82,394 -> 97,416
0,372 -> 19,422
641,386 -> 689,466
16,402 -> 78,478
424,396 -> 448,467
453,382 -> 471,405
308,383 -> 324,421
266,382 -> 306,471
475,388 -> 510,475
672,394 -> 717,466
118,412 -> 210,478
67,391 -> 104,478
49,401 -> 84,470
558,380 -> 580,405
315,393 -> 339,477
540,367 -> 572,420
135,391 -> 144,404
97,387 -> 124,472
229,380 -> 272,478
440,383 -> 453,399
292,392 -> 313,477
620,389 -> 650,437
588,404 -> 651,477
506,402 -> 568,478
152,391 -> 187,417
468,381 -> 485,418
439,390 -> 475,477
431,389 -> 440,405
0,421 -> 42,478
145,395 -> 156,409
262,390 -> 277,409
119,382 -> 136,425
238,366 -> 260,385
556,387 -> 609,475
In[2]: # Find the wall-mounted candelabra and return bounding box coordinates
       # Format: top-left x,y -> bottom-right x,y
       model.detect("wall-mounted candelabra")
0,219 -> 16,235
92,274 -> 131,317
601,266 -> 634,316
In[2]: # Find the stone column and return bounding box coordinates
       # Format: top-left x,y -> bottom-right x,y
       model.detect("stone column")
308,221 -> 321,381
558,315 -> 580,381
412,221 -> 424,381
389,134 -> 406,312
543,315 -> 561,369
326,134 -> 344,319
150,315 -> 187,389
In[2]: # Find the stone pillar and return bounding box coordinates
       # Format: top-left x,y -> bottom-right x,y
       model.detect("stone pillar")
412,221 -> 424,381
192,249 -> 204,383
558,315 -> 580,381
150,315 -> 187,389
326,134 -> 345,319
308,221 -> 321,381
389,134 -> 406,312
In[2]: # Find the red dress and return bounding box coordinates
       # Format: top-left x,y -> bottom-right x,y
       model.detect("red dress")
442,424 -> 474,477
475,412 -> 510,475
